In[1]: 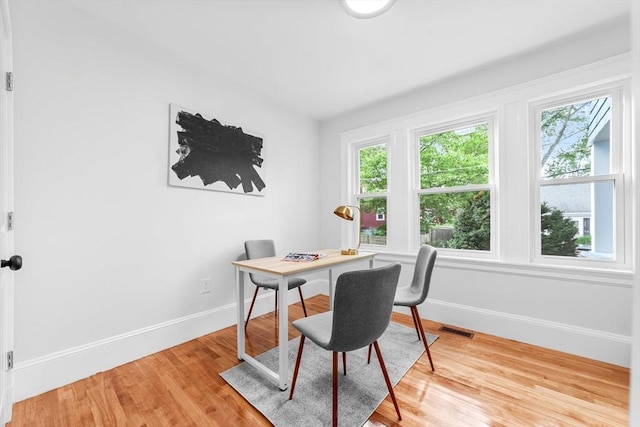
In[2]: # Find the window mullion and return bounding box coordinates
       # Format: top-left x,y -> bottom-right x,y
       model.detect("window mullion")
539,173 -> 621,187
418,184 -> 490,195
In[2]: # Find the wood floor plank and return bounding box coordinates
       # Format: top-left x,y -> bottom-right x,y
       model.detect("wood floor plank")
8,295 -> 629,426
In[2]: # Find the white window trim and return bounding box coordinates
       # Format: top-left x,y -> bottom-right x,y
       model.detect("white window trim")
412,115 -> 498,259
348,136 -> 391,251
529,81 -> 631,270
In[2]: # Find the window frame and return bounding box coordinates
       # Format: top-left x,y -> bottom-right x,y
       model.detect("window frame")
412,115 -> 498,258
350,136 -> 390,251
529,83 -> 629,268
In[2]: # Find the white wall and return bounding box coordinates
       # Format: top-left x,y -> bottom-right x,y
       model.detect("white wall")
10,1 -> 321,401
319,17 -> 634,367
629,1 -> 640,425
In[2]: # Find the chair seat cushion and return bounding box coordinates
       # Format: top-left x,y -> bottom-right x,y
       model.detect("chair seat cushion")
292,311 -> 333,349
253,276 -> 306,290
394,286 -> 422,306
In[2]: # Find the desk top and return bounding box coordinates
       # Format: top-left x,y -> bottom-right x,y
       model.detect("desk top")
232,248 -> 376,276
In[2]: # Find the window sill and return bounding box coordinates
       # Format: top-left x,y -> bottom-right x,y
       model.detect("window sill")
371,249 -> 635,287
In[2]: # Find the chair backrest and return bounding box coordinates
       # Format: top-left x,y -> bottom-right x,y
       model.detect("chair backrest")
245,239 -> 276,259
409,244 -> 437,304
244,240 -> 276,285
327,263 -> 401,352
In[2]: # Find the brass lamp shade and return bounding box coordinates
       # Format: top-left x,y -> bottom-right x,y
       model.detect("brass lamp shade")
333,205 -> 360,255
333,205 -> 355,221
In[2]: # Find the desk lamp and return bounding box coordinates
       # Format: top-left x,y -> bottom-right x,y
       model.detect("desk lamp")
334,205 -> 361,255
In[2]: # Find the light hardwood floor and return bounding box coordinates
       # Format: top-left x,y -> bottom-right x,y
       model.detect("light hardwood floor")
8,295 -> 629,426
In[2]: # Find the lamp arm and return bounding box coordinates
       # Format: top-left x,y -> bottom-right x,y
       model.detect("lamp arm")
351,205 -> 361,251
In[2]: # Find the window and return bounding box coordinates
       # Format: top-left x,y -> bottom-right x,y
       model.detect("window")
357,141 -> 388,246
341,61 -> 631,272
416,120 -> 493,252
534,91 -> 623,262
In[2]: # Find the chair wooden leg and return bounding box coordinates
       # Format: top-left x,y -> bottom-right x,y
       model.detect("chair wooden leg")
373,341 -> 402,421
342,352 -> 346,375
332,351 -> 338,427
245,287 -> 260,330
289,335 -> 306,400
298,287 -> 308,317
410,305 -> 422,341
412,306 -> 435,371
367,343 -> 372,364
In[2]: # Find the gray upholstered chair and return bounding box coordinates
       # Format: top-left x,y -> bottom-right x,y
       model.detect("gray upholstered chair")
369,244 -> 437,371
288,263 -> 403,426
243,239 -> 308,330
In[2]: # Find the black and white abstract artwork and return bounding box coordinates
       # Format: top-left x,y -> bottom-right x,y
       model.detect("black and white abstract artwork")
168,103 -> 266,195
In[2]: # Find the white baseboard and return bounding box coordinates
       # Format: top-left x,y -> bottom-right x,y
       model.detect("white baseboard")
13,280 -> 323,402
398,299 -> 631,367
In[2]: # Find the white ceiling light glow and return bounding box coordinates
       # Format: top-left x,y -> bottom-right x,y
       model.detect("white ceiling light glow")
340,0 -> 396,19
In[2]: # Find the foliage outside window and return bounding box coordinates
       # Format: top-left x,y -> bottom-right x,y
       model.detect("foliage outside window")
357,143 -> 387,246
417,122 -> 491,251
537,95 -> 617,259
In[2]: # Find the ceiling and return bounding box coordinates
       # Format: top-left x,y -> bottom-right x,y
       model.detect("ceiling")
70,0 -> 630,122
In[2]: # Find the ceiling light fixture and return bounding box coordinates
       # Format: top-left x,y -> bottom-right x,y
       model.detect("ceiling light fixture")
340,0 -> 396,19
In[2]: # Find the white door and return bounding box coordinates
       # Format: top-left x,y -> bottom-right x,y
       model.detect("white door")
0,1 -> 16,424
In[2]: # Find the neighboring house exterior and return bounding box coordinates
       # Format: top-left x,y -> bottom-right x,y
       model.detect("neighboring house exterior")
541,97 -> 612,258
589,97 -> 614,257
361,211 -> 385,231
541,183 -> 591,236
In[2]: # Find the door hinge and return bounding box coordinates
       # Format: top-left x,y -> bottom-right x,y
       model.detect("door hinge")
6,351 -> 13,370
7,212 -> 13,231
5,72 -> 12,91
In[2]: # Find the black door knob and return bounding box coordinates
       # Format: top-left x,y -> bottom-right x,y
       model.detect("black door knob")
1,255 -> 22,271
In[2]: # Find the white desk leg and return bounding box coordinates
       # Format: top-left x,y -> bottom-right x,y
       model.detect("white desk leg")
328,268 -> 334,309
369,258 -> 374,268
236,267 -> 245,361
278,276 -> 288,390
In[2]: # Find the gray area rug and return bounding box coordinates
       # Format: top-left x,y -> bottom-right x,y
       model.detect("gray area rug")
220,322 -> 437,426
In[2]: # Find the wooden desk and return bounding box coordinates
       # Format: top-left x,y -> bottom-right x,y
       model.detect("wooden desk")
232,249 -> 376,390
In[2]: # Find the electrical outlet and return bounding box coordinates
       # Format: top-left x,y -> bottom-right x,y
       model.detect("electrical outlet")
201,279 -> 210,294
